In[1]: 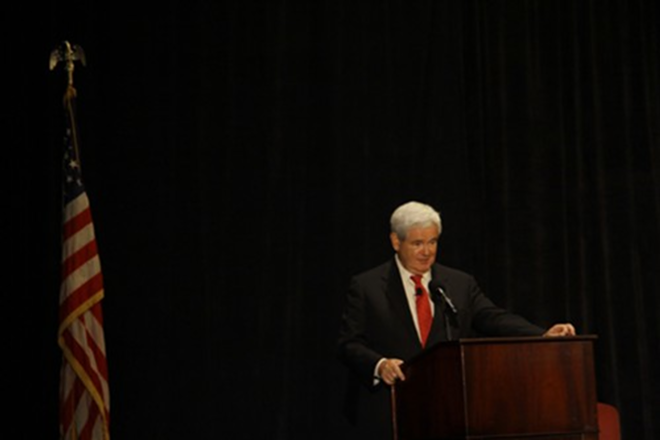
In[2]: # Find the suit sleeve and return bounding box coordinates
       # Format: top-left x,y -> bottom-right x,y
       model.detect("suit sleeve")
465,275 -> 546,337
337,276 -> 384,388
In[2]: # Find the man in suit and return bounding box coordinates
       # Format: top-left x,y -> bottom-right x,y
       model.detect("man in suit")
337,201 -> 575,438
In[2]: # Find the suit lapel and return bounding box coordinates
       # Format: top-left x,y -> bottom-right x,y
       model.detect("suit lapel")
384,261 -> 423,350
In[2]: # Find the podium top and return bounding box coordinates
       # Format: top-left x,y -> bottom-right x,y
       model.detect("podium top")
404,335 -> 598,366
452,334 -> 598,345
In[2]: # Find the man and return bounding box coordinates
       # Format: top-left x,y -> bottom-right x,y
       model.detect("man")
337,201 -> 575,438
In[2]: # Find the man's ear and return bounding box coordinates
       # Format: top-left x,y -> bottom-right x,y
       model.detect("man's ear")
390,232 -> 401,252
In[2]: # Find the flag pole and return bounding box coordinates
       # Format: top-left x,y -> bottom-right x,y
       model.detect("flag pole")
51,41 -> 111,440
50,41 -> 86,161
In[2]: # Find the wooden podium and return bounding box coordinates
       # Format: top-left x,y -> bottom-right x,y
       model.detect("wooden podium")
392,336 -> 599,440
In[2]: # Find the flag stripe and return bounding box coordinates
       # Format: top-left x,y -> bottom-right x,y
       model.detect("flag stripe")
62,239 -> 99,279
60,366 -> 82,432
63,222 -> 96,260
61,256 -> 103,301
59,276 -> 104,327
63,192 -> 90,222
62,313 -> 109,389
80,402 -> 101,440
60,339 -> 109,418
63,206 -> 93,241
60,334 -> 110,437
62,318 -> 109,387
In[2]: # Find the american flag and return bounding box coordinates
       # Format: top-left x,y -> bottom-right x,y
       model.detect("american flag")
58,87 -> 110,440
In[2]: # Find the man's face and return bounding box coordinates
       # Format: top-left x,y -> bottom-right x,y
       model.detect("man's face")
390,225 -> 439,275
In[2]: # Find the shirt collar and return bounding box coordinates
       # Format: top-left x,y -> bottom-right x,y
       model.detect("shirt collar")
394,254 -> 432,286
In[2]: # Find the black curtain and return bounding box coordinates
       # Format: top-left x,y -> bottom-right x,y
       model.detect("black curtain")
13,0 -> 659,439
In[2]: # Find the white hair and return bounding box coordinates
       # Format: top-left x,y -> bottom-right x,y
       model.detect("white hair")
390,201 -> 442,240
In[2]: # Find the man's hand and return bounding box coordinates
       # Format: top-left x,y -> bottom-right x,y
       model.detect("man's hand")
378,358 -> 406,385
543,323 -> 576,337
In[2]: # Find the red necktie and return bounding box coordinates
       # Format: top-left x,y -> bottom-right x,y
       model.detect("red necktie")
411,275 -> 433,347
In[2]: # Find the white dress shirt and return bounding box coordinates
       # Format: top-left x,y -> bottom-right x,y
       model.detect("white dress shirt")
373,255 -> 435,383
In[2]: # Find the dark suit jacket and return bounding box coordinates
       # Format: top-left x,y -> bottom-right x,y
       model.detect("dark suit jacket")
337,259 -> 545,438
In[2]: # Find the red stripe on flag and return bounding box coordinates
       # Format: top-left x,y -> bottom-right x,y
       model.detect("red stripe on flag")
61,323 -> 109,396
60,374 -> 86,436
59,273 -> 104,320
62,239 -> 99,279
63,207 -> 93,241
80,304 -> 109,381
79,394 -> 102,440
88,306 -> 109,381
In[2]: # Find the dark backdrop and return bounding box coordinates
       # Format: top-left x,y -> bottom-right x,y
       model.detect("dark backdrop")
11,0 -> 660,439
